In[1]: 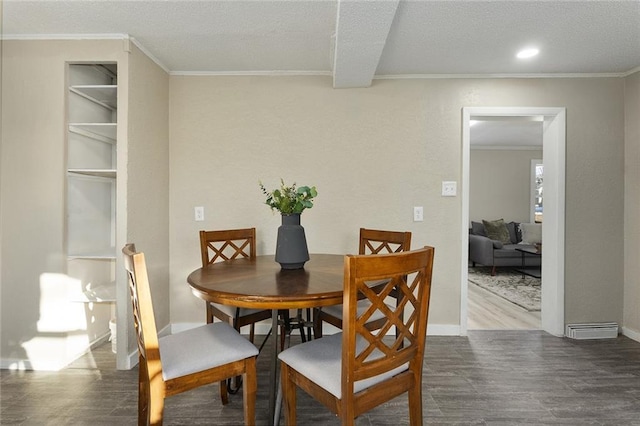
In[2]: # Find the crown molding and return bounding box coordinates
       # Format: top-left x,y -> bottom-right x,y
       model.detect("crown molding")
374,72 -> 628,80
3,34 -> 636,79
128,36 -> 169,73
0,33 -> 128,41
622,66 -> 640,77
170,70 -> 332,77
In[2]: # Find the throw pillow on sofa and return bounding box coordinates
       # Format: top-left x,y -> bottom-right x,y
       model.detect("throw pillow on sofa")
519,223 -> 542,244
505,221 -> 521,244
470,221 -> 486,236
482,219 -> 511,244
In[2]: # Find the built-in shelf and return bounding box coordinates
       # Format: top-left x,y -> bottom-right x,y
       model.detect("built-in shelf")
69,123 -> 117,143
69,281 -> 117,303
66,63 -> 119,360
68,248 -> 117,260
68,169 -> 116,179
69,85 -> 117,110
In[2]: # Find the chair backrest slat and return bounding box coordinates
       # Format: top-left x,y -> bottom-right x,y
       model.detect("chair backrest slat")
341,247 -> 434,390
359,228 -> 411,255
200,228 -> 256,267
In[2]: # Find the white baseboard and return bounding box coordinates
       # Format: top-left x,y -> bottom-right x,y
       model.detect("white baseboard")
0,331 -> 112,371
427,324 -> 462,335
622,326 -> 640,343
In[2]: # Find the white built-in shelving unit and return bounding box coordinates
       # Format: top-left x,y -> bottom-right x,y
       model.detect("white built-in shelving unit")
66,64 -> 118,313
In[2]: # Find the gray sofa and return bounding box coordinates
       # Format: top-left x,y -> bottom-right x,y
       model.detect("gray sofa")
469,220 -> 541,275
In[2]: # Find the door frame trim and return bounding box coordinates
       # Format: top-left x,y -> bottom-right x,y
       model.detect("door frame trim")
461,107 -> 566,336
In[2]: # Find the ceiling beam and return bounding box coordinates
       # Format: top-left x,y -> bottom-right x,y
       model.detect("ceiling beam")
332,0 -> 400,89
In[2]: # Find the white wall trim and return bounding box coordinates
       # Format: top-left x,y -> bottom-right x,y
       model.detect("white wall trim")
0,33 -> 129,41
2,35 -> 634,80
426,324 -> 461,336
462,107 -> 566,337
622,327 -> 640,343
170,70 -> 332,77
622,66 -> 640,77
375,72 -> 628,80
129,36 -> 170,73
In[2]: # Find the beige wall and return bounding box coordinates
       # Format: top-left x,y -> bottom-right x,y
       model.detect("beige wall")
1,38 -> 634,370
470,149 -> 543,224
0,40 -> 131,367
169,75 -> 626,330
0,39 -> 170,369
624,71 -> 640,339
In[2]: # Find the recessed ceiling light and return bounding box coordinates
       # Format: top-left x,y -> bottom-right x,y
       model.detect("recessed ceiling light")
517,48 -> 539,59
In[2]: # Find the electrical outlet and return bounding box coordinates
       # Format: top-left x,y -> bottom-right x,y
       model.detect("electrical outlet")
194,206 -> 204,221
413,206 -> 424,222
442,181 -> 457,197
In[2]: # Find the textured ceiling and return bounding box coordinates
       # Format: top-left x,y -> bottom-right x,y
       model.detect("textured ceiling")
3,0 -> 639,146
4,0 -> 639,83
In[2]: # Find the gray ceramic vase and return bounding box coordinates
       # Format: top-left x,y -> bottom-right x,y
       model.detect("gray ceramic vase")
275,213 -> 309,269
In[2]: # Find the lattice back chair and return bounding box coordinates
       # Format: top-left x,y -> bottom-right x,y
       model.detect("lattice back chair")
279,247 -> 435,426
122,244 -> 258,426
199,228 -> 272,343
313,228 -> 411,338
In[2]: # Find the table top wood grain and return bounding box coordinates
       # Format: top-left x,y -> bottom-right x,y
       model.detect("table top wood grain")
187,253 -> 345,309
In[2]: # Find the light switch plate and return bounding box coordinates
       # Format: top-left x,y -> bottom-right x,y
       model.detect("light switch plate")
194,206 -> 204,221
442,181 -> 457,197
413,206 -> 424,222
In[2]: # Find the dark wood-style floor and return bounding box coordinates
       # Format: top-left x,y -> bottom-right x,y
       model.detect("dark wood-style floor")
2,330 -> 640,425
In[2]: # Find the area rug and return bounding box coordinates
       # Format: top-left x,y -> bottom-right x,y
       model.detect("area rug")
468,267 -> 541,312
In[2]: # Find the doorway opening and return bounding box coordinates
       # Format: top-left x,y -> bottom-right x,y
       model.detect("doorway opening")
467,128 -> 543,330
461,107 -> 566,337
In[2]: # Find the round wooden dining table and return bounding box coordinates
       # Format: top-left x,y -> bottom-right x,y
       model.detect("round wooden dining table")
187,253 -> 345,424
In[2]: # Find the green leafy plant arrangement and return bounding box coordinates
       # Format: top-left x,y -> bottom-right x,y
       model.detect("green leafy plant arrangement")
259,179 -> 318,215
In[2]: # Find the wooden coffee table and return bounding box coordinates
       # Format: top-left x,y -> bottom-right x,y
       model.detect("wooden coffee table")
514,246 -> 542,279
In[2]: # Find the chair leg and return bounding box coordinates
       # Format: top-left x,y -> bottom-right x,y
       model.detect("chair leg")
249,323 -> 255,343
296,309 -> 307,343
305,308 -> 313,341
491,265 -> 496,276
138,357 -> 153,425
281,363 -> 297,426
230,320 -> 243,392
407,381 -> 423,426
206,302 -> 214,324
312,308 -> 323,339
219,380 -> 229,405
339,399 -> 356,426
148,383 -> 165,426
139,377 -> 149,425
280,310 -> 290,351
242,357 -> 257,426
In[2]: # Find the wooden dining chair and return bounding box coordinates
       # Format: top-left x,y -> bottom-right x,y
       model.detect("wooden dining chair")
313,228 -> 412,337
122,244 -> 258,426
200,228 -> 272,343
279,247 -> 435,426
